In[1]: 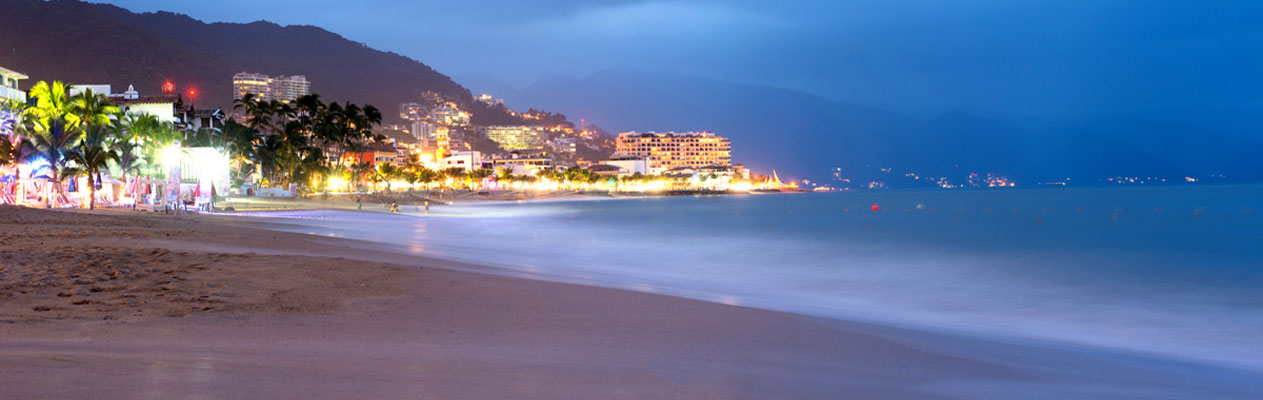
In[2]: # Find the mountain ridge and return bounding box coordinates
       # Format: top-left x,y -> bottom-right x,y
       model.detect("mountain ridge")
0,0 -> 469,121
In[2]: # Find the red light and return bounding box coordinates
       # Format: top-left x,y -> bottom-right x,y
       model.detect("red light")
161,81 -> 175,95
188,89 -> 197,97
871,203 -> 880,212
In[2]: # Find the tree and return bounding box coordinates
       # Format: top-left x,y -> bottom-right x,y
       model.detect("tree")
221,119 -> 259,185
62,127 -> 119,210
111,139 -> 145,185
375,163 -> 398,193
67,88 -> 120,131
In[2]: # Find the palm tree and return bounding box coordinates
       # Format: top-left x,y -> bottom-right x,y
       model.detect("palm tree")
22,115 -> 79,186
221,119 -> 259,185
24,81 -> 74,129
376,163 -> 399,193
233,93 -> 274,134
62,127 -> 119,210
111,139 -> 145,186
67,88 -> 120,131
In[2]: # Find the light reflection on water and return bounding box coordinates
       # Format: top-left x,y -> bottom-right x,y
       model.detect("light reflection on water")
246,185 -> 1263,370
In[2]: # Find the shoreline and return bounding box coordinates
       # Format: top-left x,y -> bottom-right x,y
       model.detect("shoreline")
2,206 -> 1262,398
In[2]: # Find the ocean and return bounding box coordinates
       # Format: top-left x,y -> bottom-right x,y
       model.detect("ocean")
251,184 -> 1263,370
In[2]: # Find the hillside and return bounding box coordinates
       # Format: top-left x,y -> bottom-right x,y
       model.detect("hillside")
0,0 -> 468,121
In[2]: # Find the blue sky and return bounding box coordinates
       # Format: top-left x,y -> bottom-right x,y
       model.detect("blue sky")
96,0 -> 1263,121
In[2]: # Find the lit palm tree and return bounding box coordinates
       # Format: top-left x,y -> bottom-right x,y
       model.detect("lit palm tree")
22,114 -> 79,186
24,81 -> 74,129
111,139 -> 145,186
63,127 -> 119,210
0,134 -> 33,178
376,163 -> 399,193
67,88 -> 120,131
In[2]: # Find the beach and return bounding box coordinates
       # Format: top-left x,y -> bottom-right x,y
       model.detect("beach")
3,204 -> 1262,399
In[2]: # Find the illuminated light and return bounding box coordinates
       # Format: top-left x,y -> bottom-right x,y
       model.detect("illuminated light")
161,145 -> 182,167
871,203 -> 880,212
188,89 -> 197,97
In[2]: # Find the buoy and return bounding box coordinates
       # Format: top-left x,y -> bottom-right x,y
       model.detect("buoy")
871,203 -> 880,212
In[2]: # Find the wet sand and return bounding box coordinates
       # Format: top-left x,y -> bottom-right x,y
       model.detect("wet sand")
2,205 -> 1261,399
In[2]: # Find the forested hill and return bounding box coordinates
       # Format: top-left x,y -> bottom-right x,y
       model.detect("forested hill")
0,0 -> 469,120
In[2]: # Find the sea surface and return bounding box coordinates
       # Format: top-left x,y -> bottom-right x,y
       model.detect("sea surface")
249,185 -> 1263,370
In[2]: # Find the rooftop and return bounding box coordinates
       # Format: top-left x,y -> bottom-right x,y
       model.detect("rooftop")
0,65 -> 28,79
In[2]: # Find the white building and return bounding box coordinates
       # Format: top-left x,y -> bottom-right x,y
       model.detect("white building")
233,72 -> 310,103
272,75 -> 310,102
438,151 -> 482,172
602,154 -> 650,175
0,65 -> 26,103
71,84 -> 179,123
0,65 -> 26,139
232,72 -> 271,101
491,157 -> 553,176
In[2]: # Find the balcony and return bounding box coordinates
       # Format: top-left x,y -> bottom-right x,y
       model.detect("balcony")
0,86 -> 25,102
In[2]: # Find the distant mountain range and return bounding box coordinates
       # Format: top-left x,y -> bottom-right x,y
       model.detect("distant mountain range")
0,0 -> 468,119
482,70 -> 1263,184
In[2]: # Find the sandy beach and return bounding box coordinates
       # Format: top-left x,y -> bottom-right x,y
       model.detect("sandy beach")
3,205 -> 1262,399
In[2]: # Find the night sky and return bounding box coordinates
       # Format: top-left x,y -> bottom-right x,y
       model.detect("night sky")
95,0 -> 1263,128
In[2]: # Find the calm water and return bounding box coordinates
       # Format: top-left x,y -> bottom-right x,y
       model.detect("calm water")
253,185 -> 1263,369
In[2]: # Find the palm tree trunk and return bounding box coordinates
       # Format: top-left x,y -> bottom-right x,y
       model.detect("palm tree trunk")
88,174 -> 96,210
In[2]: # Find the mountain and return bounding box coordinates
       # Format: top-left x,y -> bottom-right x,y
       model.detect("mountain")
507,70 -> 1262,183
0,0 -> 468,120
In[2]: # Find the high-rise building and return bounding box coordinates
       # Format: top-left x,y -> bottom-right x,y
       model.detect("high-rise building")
272,75 -> 310,102
411,120 -> 438,143
232,72 -> 272,101
482,125 -> 549,151
614,131 -> 731,175
233,72 -> 310,103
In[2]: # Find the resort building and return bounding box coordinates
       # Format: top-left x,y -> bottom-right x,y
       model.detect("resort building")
232,72 -> 271,101
614,131 -> 731,175
0,65 -> 28,103
232,72 -> 310,103
439,151 -> 482,172
490,156 -> 553,176
602,154 -> 650,175
271,75 -> 310,102
0,65 -> 26,139
482,125 -> 548,151
71,84 -> 179,123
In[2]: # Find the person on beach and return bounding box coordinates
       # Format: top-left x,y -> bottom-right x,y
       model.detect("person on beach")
390,201 -> 399,213
424,199 -> 430,212
356,196 -> 362,210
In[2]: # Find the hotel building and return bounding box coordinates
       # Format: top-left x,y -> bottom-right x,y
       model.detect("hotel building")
482,125 -> 548,151
232,72 -> 310,102
614,131 -> 731,175
0,65 -> 27,138
70,84 -> 179,124
0,65 -> 28,103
